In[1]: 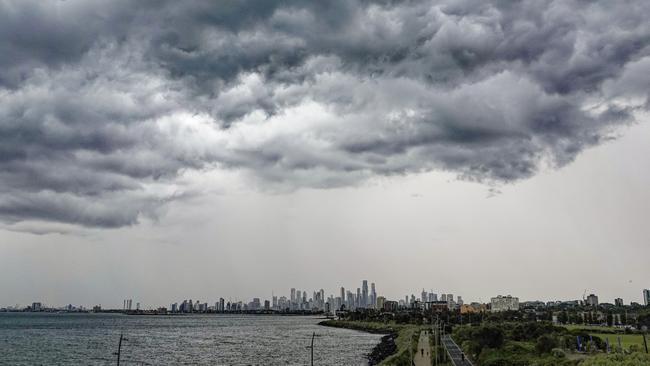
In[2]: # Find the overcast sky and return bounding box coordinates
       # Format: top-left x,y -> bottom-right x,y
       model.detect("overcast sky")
1,0 -> 649,308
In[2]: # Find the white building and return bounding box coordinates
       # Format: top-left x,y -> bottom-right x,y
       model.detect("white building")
490,295 -> 519,312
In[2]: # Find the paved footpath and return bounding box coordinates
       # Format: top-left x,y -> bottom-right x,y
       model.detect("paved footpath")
442,334 -> 473,366
413,330 -> 432,366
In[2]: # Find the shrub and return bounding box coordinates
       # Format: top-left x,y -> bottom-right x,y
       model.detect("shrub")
535,334 -> 558,354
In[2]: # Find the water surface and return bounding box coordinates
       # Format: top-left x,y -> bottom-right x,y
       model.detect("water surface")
0,313 -> 381,365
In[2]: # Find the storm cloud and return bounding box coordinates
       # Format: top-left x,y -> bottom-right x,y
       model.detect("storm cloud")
0,0 -> 649,228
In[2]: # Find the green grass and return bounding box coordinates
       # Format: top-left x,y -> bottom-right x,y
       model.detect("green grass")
590,333 -> 645,350
563,325 -> 623,333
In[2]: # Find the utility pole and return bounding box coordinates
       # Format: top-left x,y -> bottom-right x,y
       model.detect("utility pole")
114,334 -> 126,366
306,332 -> 316,366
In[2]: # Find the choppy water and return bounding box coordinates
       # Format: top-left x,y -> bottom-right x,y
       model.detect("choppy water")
0,313 -> 381,365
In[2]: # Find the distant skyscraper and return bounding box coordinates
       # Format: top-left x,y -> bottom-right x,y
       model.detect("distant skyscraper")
356,288 -> 361,308
421,289 -> 427,303
362,280 -> 368,308
291,288 -> 296,304
586,294 -> 599,307
340,287 -> 345,306
643,289 -> 650,306
370,283 -> 376,308
614,298 -> 624,307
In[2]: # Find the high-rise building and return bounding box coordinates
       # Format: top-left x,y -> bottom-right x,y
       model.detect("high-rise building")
356,288 -> 361,308
291,288 -> 296,304
362,280 -> 368,308
643,289 -> 650,306
421,289 -> 428,303
614,298 -> 624,307
586,294 -> 599,307
370,283 -> 376,308
376,296 -> 386,309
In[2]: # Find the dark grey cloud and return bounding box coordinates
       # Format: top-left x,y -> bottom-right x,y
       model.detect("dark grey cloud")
0,0 -> 649,229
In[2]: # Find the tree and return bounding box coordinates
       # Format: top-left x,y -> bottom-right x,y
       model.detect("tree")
535,334 -> 558,354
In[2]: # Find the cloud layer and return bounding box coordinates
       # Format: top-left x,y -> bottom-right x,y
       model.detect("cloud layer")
1,0 -> 649,228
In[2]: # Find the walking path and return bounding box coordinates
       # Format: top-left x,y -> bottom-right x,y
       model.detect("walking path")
442,334 -> 473,366
413,330 -> 432,366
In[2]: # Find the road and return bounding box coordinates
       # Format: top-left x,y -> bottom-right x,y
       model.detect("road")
413,330 -> 432,366
441,334 -> 473,366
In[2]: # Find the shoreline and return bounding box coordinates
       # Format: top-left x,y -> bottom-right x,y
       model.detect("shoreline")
318,320 -> 398,365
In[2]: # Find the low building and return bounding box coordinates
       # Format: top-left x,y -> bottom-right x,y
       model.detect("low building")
460,303 -> 486,314
490,295 -> 519,312
383,301 -> 398,312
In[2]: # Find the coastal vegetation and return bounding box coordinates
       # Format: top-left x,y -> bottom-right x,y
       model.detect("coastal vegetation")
319,320 -> 422,365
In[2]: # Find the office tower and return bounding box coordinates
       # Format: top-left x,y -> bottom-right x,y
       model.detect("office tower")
447,294 -> 453,302
302,291 -> 307,304
356,288 -> 361,308
220,298 -> 225,312
370,283 -> 376,308
136,302 -> 140,311
614,298 -> 623,307
586,294 -> 599,307
320,289 -> 325,309
441,294 -> 447,302
340,287 -> 345,306
457,296 -> 464,306
421,289 -> 427,303
643,289 -> 650,306
362,280 -> 368,308
405,295 -> 408,306
291,288 -> 296,304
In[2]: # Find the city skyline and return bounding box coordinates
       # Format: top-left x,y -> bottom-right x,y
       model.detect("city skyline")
4,283 -> 650,312
1,1 -> 649,311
